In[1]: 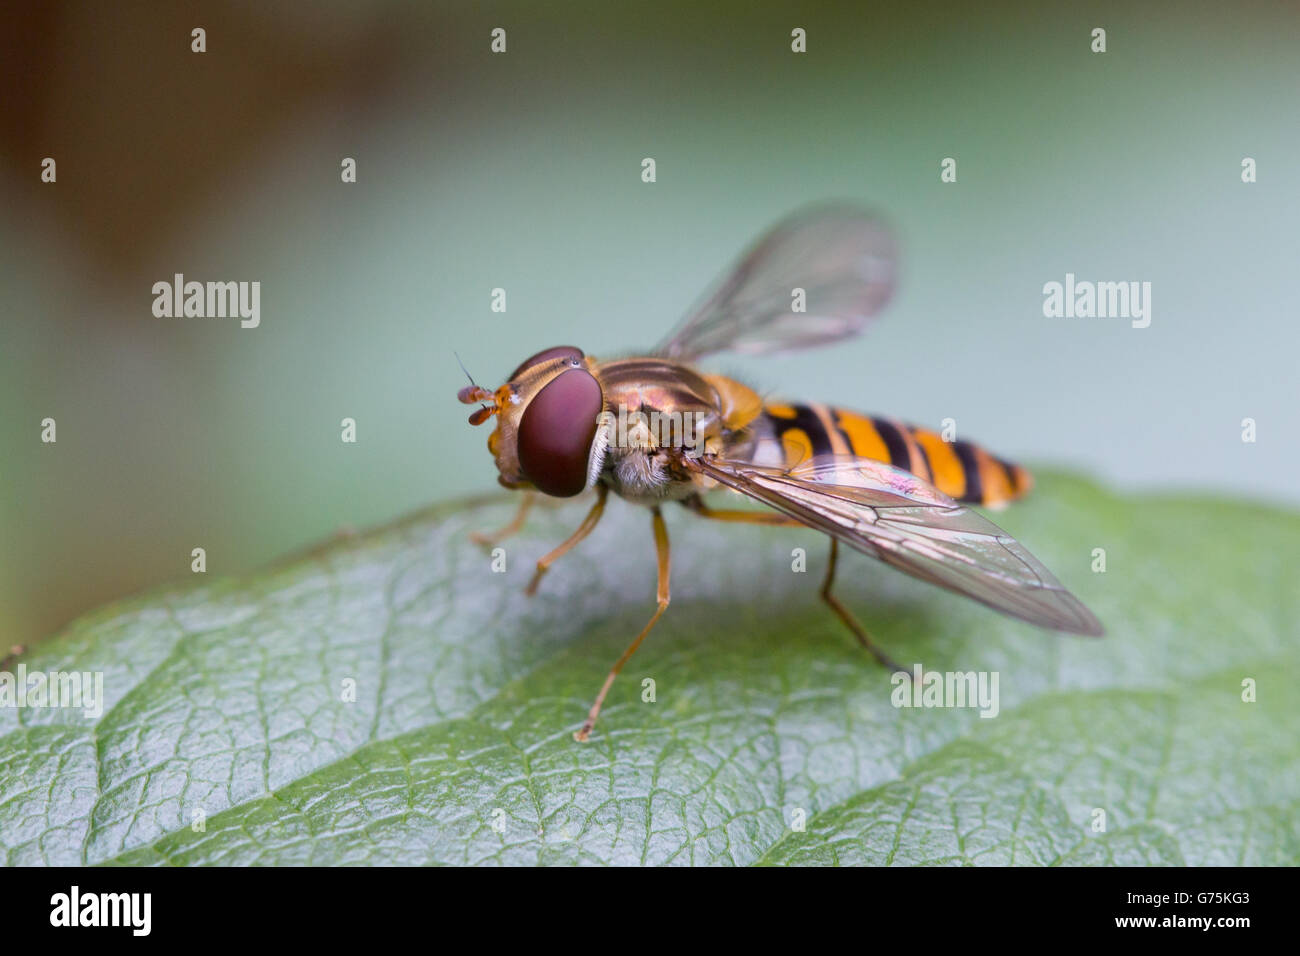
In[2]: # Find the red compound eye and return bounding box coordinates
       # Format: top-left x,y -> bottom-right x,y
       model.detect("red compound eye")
508,346 -> 584,382
517,368 -> 603,497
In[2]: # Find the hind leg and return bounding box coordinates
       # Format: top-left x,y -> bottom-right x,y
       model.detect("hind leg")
819,539 -> 907,673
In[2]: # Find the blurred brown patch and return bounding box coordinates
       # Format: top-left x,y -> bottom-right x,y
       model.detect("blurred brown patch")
0,0 -> 420,287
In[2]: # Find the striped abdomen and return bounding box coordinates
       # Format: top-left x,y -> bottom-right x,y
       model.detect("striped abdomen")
759,402 -> 1033,507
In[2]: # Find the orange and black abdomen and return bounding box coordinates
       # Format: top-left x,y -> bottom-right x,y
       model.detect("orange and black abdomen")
761,402 -> 1033,507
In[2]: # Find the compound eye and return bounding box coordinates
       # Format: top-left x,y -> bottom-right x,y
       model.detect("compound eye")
517,368 -> 603,497
508,345 -> 584,382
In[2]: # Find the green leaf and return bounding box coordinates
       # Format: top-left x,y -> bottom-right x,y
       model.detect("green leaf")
1,473 -> 1295,866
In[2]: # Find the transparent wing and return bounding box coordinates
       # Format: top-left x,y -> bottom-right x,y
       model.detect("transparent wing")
655,206 -> 897,361
688,454 -> 1104,636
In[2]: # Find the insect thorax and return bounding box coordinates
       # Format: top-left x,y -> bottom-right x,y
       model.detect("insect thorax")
593,358 -> 729,505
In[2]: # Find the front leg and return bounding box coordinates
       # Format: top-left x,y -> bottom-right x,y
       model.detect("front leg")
469,491 -> 535,547
526,485 -> 608,596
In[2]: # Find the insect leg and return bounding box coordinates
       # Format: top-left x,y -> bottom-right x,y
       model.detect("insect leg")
470,491 -> 535,547
574,505 -> 671,742
682,494 -> 803,526
819,539 -> 907,673
526,485 -> 607,596
0,645 -> 25,672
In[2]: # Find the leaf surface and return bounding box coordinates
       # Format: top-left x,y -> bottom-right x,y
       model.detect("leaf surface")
0,474 -> 1294,866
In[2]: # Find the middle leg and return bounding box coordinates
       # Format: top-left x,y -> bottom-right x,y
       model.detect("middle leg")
574,505 -> 671,742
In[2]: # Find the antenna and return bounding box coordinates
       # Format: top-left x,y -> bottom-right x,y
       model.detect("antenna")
454,352 -> 496,425
454,351 -> 478,388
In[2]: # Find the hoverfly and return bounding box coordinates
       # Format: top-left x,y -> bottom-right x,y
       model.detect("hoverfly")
459,206 -> 1103,742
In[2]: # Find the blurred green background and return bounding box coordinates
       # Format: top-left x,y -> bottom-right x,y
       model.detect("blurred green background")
2,0 -> 1296,645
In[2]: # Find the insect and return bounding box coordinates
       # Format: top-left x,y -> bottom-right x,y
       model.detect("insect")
458,205 -> 1103,742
